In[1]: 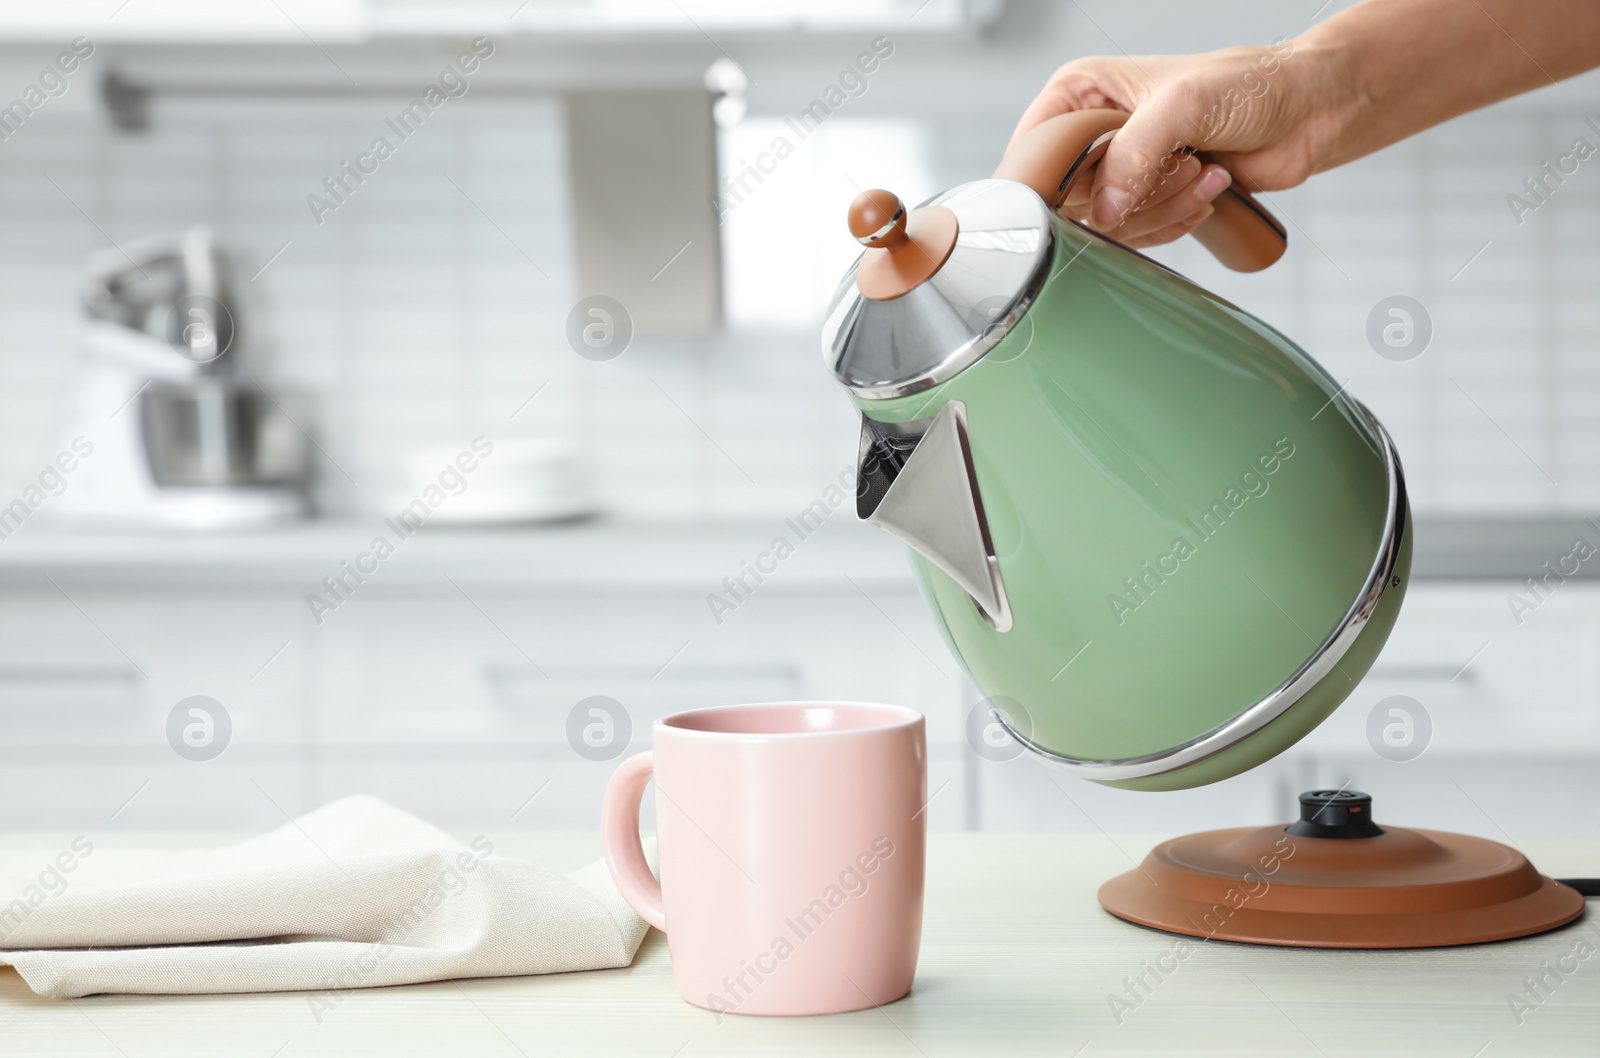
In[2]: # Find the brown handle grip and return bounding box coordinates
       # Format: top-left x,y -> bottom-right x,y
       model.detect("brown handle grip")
993,109 -> 1286,273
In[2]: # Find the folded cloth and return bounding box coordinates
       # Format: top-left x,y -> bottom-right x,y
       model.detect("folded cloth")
0,795 -> 652,1002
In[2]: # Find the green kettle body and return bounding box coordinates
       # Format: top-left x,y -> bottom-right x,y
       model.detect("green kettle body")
830,180 -> 1409,790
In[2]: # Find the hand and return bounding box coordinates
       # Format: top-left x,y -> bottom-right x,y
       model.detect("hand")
1009,42 -> 1352,248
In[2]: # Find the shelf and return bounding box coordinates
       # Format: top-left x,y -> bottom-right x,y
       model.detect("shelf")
0,516 -> 917,589
0,514 -> 1586,586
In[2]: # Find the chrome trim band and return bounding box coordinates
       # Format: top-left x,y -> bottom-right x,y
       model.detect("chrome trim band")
994,402 -> 1407,781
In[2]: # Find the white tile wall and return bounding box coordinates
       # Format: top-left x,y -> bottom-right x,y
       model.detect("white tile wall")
0,90 -> 859,522
0,78 -> 1596,523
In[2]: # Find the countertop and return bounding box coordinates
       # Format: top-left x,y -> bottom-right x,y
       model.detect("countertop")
0,517 -> 914,589
2,831 -> 1597,1057
0,514 -> 1595,586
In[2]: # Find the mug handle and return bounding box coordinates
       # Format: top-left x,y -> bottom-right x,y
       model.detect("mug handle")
601,750 -> 667,932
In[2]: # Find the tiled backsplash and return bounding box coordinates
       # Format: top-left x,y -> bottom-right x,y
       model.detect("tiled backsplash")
0,75 -> 1595,521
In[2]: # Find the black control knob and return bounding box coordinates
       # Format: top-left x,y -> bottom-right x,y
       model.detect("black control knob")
1286,789 -> 1385,839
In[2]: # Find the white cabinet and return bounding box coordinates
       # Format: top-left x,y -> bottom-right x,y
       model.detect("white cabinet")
0,524 -> 971,832
1307,582 -> 1600,755
0,586 -> 315,830
0,586 -> 309,752
1,526 -> 1596,838
0,588 -> 145,749
308,582 -> 968,829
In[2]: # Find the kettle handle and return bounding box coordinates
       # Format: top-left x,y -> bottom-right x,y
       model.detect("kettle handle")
993,109 -> 1287,273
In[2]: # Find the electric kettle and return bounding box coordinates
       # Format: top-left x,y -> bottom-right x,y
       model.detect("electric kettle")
822,110 -> 1411,790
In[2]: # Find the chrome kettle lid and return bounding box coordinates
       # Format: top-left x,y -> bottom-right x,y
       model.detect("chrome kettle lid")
821,179 -> 1055,401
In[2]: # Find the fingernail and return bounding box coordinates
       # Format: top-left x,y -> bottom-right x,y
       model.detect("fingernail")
1091,187 -> 1133,231
1196,167 -> 1232,202
1183,205 -> 1215,227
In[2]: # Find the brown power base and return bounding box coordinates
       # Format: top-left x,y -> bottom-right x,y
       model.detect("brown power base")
1098,790 -> 1587,949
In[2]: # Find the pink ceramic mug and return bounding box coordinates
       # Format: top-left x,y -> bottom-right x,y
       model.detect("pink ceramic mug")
601,701 -> 926,1017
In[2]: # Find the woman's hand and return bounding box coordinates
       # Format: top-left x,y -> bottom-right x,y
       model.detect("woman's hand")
1009,42 -> 1357,248
1012,0 -> 1600,251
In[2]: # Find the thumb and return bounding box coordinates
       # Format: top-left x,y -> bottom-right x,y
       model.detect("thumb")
1088,88 -> 1203,231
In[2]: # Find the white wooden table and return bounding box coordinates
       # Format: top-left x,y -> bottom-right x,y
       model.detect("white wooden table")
2,832 -> 1596,1057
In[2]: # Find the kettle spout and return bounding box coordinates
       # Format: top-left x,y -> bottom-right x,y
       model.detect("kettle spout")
856,401 -> 1012,632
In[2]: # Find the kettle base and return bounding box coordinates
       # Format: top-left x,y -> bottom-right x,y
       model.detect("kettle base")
1098,790 -> 1585,947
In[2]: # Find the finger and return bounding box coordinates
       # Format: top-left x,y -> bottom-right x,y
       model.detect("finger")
1107,163 -> 1230,241
1006,59 -> 1142,152
1123,205 -> 1214,249
1008,81 -> 1083,152
1088,85 -> 1201,231
1061,149 -> 1198,214
1129,151 -> 1204,212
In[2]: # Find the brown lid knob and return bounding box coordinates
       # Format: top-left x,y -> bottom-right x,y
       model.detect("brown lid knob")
848,189 -> 960,302
848,189 -> 908,249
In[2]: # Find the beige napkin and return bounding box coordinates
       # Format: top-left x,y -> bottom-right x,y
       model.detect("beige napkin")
0,795 -> 652,1003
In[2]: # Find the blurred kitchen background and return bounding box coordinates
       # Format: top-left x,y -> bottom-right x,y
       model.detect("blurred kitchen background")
0,0 -> 1597,840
